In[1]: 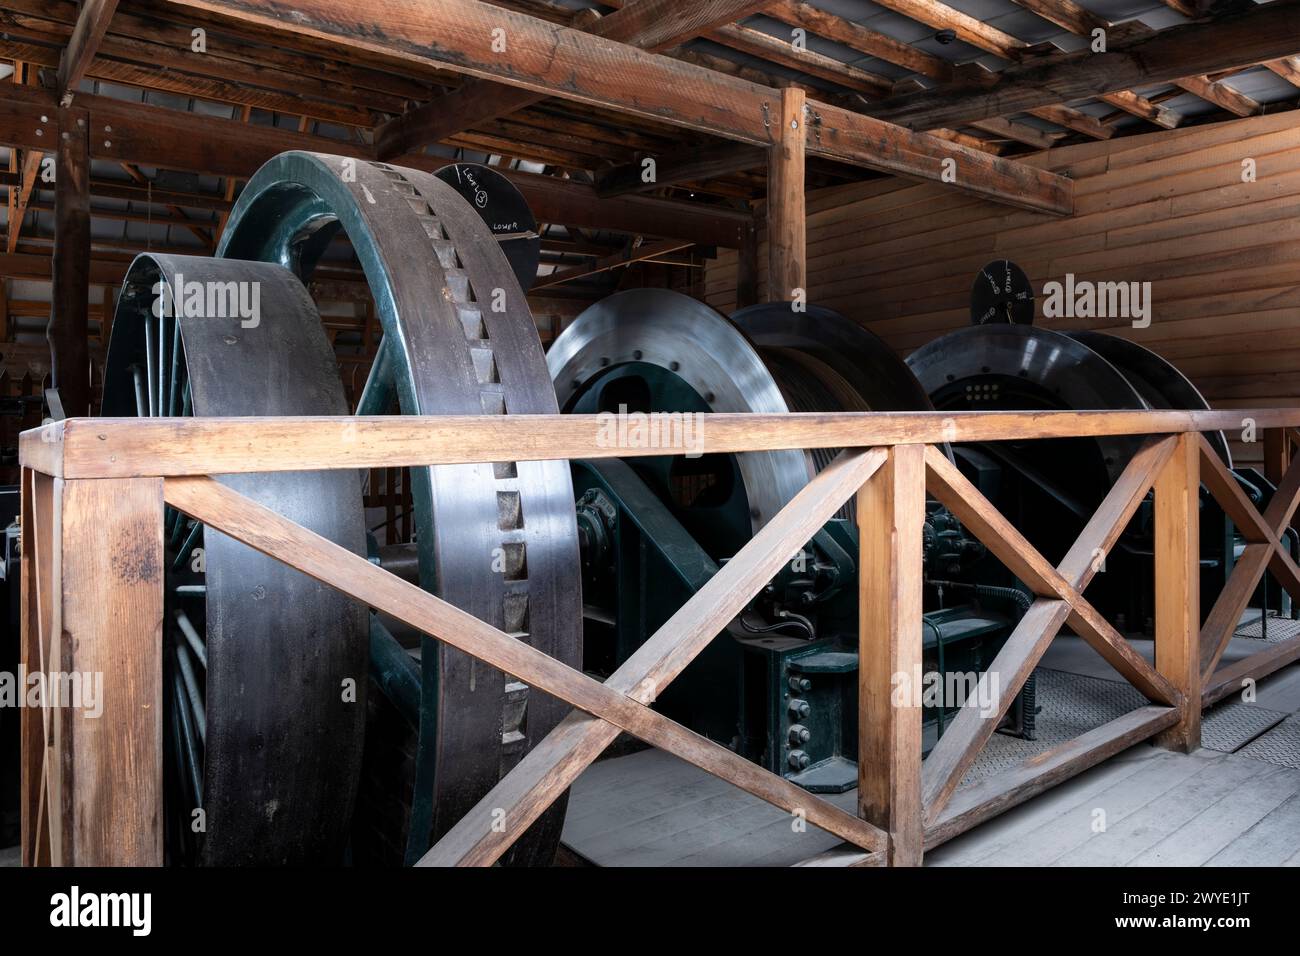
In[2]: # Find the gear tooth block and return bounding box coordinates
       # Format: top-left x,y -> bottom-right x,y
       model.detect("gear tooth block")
503,590 -> 530,636
457,306 -> 485,340
497,490 -> 523,530
470,347 -> 500,385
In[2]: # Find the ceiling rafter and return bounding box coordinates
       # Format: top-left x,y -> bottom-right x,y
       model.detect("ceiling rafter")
862,0 -> 1299,131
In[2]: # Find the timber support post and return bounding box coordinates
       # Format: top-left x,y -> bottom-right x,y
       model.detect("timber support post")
766,87 -> 805,304
857,444 -> 926,866
50,107 -> 91,418
1154,433 -> 1201,752
21,472 -> 165,865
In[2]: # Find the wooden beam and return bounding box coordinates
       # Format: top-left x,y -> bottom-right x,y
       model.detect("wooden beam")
968,117 -> 1062,150
31,409 -> 1300,481
56,0 -> 120,104
919,598 -> 1069,821
855,0 -> 1125,138
0,84 -> 750,247
164,0 -> 1073,215
6,149 -> 43,255
530,237 -> 693,289
412,447 -> 886,865
1203,634 -> 1300,707
864,0 -> 1300,130
49,107 -> 90,419
162,462 -> 890,864
1153,434 -> 1201,752
1173,75 -> 1263,117
1007,1 -> 1181,127
703,22 -> 893,96
925,706 -> 1180,849
735,216 -> 759,309
44,476 -> 165,864
767,87 -> 805,303
857,445 -> 925,866
870,0 -> 1030,58
0,251 -> 152,285
1099,90 -> 1181,130
1265,55 -> 1300,87
19,468 -> 52,866
594,143 -> 765,198
376,0 -> 774,159
763,0 -> 950,79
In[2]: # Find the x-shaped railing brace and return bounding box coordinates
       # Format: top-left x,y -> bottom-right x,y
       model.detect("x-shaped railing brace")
165,447 -> 893,866
1197,433 -> 1300,682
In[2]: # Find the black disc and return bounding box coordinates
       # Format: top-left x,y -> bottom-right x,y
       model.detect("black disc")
971,259 -> 1034,326
435,163 -> 541,291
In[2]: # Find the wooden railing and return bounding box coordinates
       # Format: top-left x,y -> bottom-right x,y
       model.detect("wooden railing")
18,409 -> 1300,867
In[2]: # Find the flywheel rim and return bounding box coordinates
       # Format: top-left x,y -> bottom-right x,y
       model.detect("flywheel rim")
219,151 -> 581,865
102,252 -> 368,865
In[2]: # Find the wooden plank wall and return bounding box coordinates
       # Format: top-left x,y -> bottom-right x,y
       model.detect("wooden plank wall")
703,111 -> 1300,465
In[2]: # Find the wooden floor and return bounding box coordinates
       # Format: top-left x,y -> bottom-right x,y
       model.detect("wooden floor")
562,631 -> 1300,867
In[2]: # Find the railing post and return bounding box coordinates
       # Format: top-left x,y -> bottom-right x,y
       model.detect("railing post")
857,444 -> 925,866
23,474 -> 166,865
1153,432 -> 1201,752
1263,427 -> 1289,485
19,468 -> 52,865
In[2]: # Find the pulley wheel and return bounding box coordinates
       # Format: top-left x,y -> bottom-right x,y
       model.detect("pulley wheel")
435,162 -> 540,291
971,259 -> 1034,326
732,301 -> 945,517
907,323 -> 1146,482
1066,330 -> 1231,467
548,288 -> 808,549
219,151 -> 580,865
102,253 -> 367,865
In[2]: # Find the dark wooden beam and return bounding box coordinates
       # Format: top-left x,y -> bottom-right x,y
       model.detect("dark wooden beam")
0,84 -> 751,246
376,0 -> 773,159
531,237 -> 694,289
56,0 -> 120,104
864,0 -> 1300,130
166,0 -> 1072,214
594,143 -> 765,198
735,216 -> 758,309
6,149 -> 42,255
50,107 -> 91,417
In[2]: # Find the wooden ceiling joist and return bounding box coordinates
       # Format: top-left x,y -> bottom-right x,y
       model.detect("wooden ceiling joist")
1265,56 -> 1300,87
0,82 -> 753,247
55,0 -> 120,104
595,143 -> 766,198
375,0 -> 774,160
167,0 -> 1072,215
864,0 -> 1300,130
532,237 -> 694,289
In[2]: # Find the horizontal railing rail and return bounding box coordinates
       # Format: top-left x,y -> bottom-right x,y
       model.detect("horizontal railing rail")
18,407 -> 1300,867
21,408 -> 1300,478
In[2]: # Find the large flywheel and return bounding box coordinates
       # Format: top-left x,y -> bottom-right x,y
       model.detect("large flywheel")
549,291 -> 937,548
218,152 -> 581,865
102,253 -> 367,865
